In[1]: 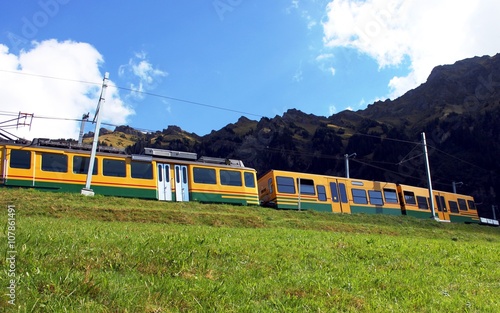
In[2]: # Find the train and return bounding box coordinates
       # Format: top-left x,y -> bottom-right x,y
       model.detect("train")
0,139 -> 259,206
0,139 -> 489,224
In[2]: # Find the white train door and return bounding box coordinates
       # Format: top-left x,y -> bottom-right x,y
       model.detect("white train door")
175,165 -> 189,202
157,163 -> 172,201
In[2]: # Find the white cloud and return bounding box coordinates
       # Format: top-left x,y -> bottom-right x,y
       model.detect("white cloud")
315,53 -> 336,76
0,39 -> 134,140
119,52 -> 167,100
316,53 -> 334,61
292,65 -> 304,83
328,105 -> 337,115
323,0 -> 500,98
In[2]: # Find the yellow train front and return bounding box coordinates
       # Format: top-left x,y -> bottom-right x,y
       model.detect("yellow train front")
258,169 -> 480,223
0,140 -> 259,206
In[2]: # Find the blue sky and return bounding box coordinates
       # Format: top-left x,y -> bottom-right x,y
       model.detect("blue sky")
1,0 -> 499,139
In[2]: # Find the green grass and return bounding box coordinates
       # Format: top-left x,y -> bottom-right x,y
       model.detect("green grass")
1,188 -> 499,312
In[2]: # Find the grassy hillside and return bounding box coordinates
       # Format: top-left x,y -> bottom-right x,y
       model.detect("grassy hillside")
1,188 -> 499,312
83,132 -> 138,149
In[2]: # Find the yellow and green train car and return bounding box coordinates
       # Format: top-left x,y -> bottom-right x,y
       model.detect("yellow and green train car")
0,141 -> 259,206
398,184 -> 479,223
258,170 -> 401,215
258,170 -> 480,223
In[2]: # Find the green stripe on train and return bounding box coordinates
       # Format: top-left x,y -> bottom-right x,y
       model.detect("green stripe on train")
350,205 -> 401,215
3,179 -> 157,199
190,192 -> 259,206
274,198 -> 332,212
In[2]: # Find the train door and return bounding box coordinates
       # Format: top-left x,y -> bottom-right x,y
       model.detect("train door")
328,178 -> 349,213
174,165 -> 189,202
434,193 -> 450,221
157,163 -> 172,201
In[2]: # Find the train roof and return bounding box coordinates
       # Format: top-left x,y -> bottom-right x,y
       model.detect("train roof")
1,139 -> 254,171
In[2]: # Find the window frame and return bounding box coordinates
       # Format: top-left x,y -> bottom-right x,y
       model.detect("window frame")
73,155 -> 98,175
298,178 -> 315,195
383,188 -> 398,204
368,190 -> 384,205
41,152 -> 68,173
352,188 -> 368,204
220,169 -> 243,186
131,161 -> 153,180
193,167 -> 217,184
403,191 -> 417,205
244,172 -> 256,188
276,176 -> 296,194
317,185 -> 327,201
103,158 -> 126,177
10,150 -> 31,169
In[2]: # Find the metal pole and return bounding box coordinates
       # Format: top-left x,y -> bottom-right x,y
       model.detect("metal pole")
78,113 -> 90,145
422,132 -> 436,220
344,154 -> 349,178
297,177 -> 301,211
452,181 -> 463,193
81,72 -> 109,196
344,153 -> 356,178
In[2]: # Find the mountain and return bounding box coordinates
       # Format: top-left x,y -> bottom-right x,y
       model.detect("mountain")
96,54 -> 500,215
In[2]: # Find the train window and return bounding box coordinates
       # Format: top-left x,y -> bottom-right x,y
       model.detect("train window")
220,170 -> 242,186
383,188 -> 398,203
368,190 -> 384,205
131,161 -> 153,179
182,167 -> 188,184
244,172 -> 255,188
317,185 -> 327,201
298,178 -> 315,195
352,189 -> 368,204
103,159 -> 126,177
176,166 -> 181,183
157,165 -> 163,182
435,196 -> 447,212
193,167 -> 216,184
73,156 -> 97,175
276,176 -> 295,194
449,201 -> 459,213
416,196 -> 429,210
10,150 -> 31,169
268,178 -> 273,194
403,191 -> 417,205
457,199 -> 468,211
330,183 -> 339,203
339,183 -> 348,203
467,200 -> 476,210
41,153 -> 68,173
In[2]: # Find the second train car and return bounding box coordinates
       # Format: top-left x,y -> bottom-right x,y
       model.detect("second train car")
258,169 -> 479,223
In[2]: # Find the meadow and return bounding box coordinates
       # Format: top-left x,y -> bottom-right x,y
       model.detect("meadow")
1,188 -> 499,312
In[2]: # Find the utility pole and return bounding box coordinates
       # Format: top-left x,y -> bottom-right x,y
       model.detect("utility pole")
344,153 -> 356,178
421,132 -> 437,220
78,113 -> 90,145
452,181 -> 463,194
81,72 -> 109,196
